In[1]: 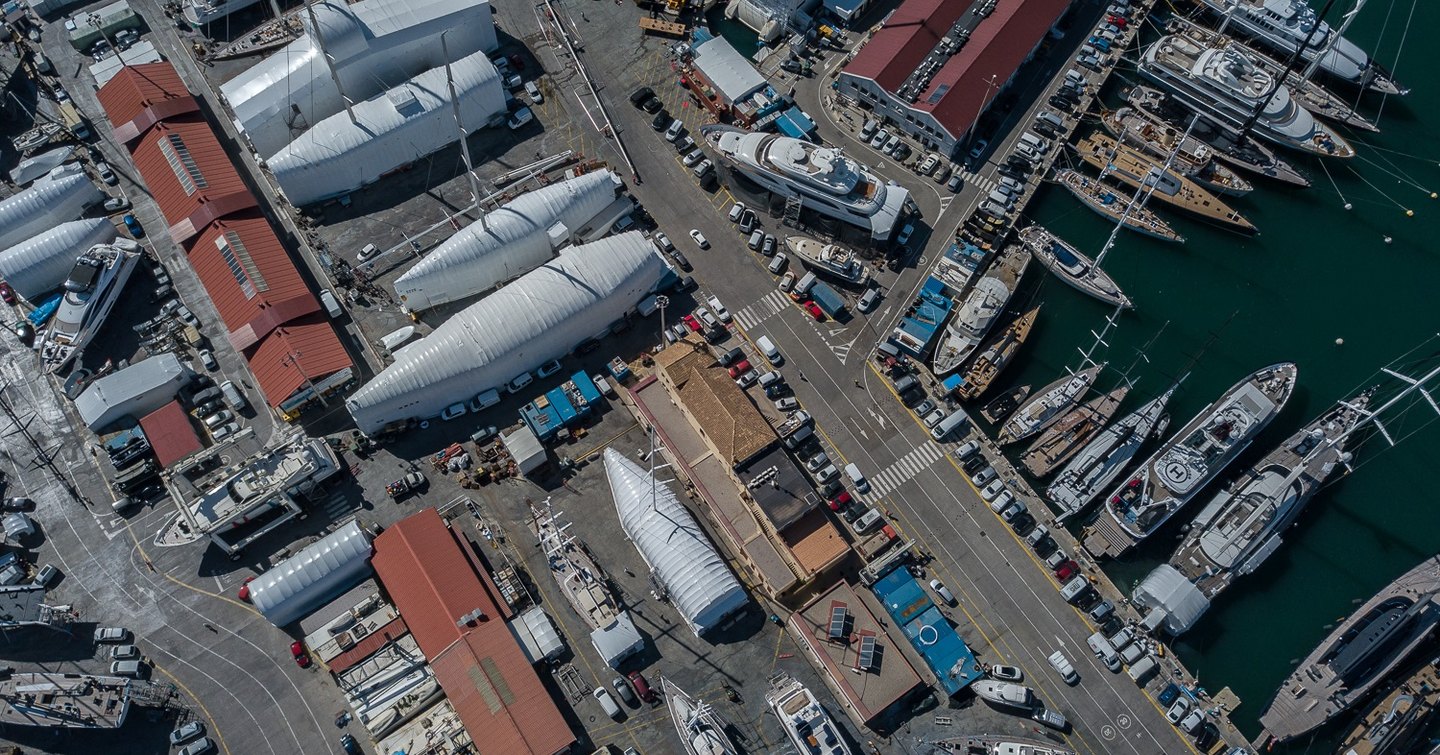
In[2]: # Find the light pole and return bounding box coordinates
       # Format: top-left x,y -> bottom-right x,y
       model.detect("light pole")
655,295 -> 670,347
281,347 -> 327,412
965,74 -> 1000,156
87,13 -> 125,70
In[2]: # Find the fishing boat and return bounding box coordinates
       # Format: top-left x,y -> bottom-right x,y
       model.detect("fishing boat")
37,242 -> 142,374
930,735 -> 1075,755
1139,32 -> 1354,158
932,245 -> 1031,375
765,673 -> 850,755
953,306 -> 1039,401
1021,385 -> 1130,478
1100,107 -> 1255,197
530,501 -> 621,630
1133,390 -> 1371,635
1126,85 -> 1310,186
1259,556 -> 1440,745
971,680 -> 1032,710
1047,386 -> 1176,523
1083,363 -> 1298,559
1166,15 -> 1379,133
784,236 -> 871,285
1053,169 -> 1185,243
663,678 -> 738,755
1194,0 -> 1406,95
1020,226 -> 1130,309
1333,657 -> 1440,755
998,363 -> 1105,446
981,385 -> 1030,424
1075,133 -> 1257,233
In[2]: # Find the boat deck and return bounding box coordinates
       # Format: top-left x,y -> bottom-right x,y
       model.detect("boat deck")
0,673 -> 131,728
1075,133 -> 1254,231
1334,658 -> 1440,755
1021,385 -> 1129,477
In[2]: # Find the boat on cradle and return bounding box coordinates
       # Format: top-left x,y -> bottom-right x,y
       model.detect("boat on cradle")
1082,362 -> 1298,559
1132,390 -> 1372,635
1021,385 -> 1130,478
932,245 -> 1031,375
971,680 -> 1033,710
1053,169 -> 1185,243
1258,556 -> 1440,745
1166,15 -> 1379,132
1194,0 -> 1406,95
1126,85 -> 1309,187
784,236 -> 870,285
765,673 -> 850,755
1333,656 -> 1440,755
0,672 -> 131,728
1074,133 -> 1256,233
1139,32 -> 1354,158
953,306 -> 1039,401
1020,226 -> 1130,309
663,678 -> 738,755
1099,107 -> 1255,197
1047,386 -> 1175,523
702,124 -> 910,241
37,241 -> 142,374
982,385 -> 1030,424
930,735 -> 1075,754
998,363 -> 1105,446
183,0 -> 262,25
530,502 -> 621,630
209,16 -> 305,61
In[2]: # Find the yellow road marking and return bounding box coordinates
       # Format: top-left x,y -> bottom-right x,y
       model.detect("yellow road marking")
153,662 -> 232,755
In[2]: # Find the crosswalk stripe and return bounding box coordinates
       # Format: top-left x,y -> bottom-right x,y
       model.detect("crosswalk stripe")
870,441 -> 950,496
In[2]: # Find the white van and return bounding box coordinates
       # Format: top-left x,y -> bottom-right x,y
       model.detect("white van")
1059,574 -> 1091,603
844,463 -> 869,493
860,119 -> 879,140
469,388 -> 501,412
637,294 -> 660,317
506,371 -> 535,393
219,380 -> 248,412
1048,651 -> 1079,685
988,189 -> 1014,208
854,508 -> 884,533
932,410 -> 969,440
593,375 -> 617,398
1087,632 -> 1122,672
319,289 -> 343,318
1126,654 -> 1158,683
1018,131 -> 1049,152
794,271 -> 818,296
593,687 -> 623,720
756,335 -> 782,365
758,371 -> 783,388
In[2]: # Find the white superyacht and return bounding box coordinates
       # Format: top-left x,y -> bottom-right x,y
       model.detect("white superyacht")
785,236 -> 870,285
765,673 -> 850,755
38,242 -> 142,374
932,245 -> 1030,375
1047,386 -> 1175,523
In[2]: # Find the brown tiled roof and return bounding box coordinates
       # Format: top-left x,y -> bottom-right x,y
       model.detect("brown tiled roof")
372,510 -> 574,755
780,510 -> 851,577
137,400 -> 202,469
660,347 -> 776,466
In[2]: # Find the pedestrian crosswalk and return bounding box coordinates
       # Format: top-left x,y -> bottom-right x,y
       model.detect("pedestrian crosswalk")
869,441 -> 950,497
960,169 -> 998,194
733,290 -> 792,331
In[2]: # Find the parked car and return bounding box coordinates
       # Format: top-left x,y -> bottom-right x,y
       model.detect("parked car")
524,81 -> 543,103
290,641 -> 312,668
928,579 -> 955,605
670,251 -> 692,271
110,659 -> 145,678
0,281 -> 13,305
650,110 -> 670,130
627,671 -> 656,704
178,738 -> 216,755
94,627 -> 130,643
728,202 -> 745,222
170,721 -> 205,746
629,86 -> 655,106
988,664 -> 1023,682
96,161 -> 117,185
537,359 -> 564,378
103,196 -> 129,212
611,676 -> 638,706
688,229 -> 709,249
706,296 -> 731,322
122,213 -> 145,238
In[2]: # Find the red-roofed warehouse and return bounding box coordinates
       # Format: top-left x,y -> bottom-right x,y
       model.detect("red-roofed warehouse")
838,0 -> 1072,157
372,509 -> 575,755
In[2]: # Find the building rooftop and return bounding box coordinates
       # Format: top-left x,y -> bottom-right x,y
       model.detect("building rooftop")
138,400 -> 203,469
736,444 -> 815,532
843,0 -> 968,93
94,61 -> 198,144
790,580 -> 925,727
130,117 -> 257,244
779,510 -> 851,577
871,564 -> 984,696
377,698 -> 474,755
658,343 -> 777,467
189,212 -> 324,353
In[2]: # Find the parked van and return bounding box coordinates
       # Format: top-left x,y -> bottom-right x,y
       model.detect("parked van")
1087,632 -> 1122,672
757,371 -> 783,388
756,335 -> 783,365
593,687 -> 623,720
1059,574 -> 1092,604
1018,132 -> 1049,152
857,287 -> 881,313
980,201 -> 1010,219
860,119 -> 878,140
637,294 -> 660,317
593,375 -> 617,398
220,381 -> 248,412
1048,651 -> 1080,685
782,423 -> 814,449
794,271 -> 818,296
1035,110 -> 1064,133
892,374 -> 919,396
1064,68 -> 1085,88
505,371 -> 535,393
844,463 -> 869,493
319,289 -> 343,318
930,411 -> 968,440
767,252 -> 788,274
1127,654 -> 1158,683
469,388 -> 501,412
988,189 -> 1014,208
854,508 -> 884,533
748,229 -> 764,251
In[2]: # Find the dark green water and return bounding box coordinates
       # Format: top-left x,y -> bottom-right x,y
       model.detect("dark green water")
1007,1 -> 1440,749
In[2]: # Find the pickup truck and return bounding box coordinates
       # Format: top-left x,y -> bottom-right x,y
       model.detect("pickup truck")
386,471 -> 426,499
808,282 -> 847,318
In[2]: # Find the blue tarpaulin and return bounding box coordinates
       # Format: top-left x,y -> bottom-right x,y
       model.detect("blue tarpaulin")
871,564 -> 983,696
775,106 -> 818,141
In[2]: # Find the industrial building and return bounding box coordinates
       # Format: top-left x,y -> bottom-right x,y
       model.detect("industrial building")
74,353 -> 189,432
248,520 -> 374,627
0,166 -> 103,251
604,449 -> 751,636
393,170 -> 631,313
0,218 -> 116,303
97,62 -> 354,416
684,31 -> 790,129
346,233 -> 672,434
371,508 -> 575,755
837,0 -> 1071,157
268,49 -> 506,207
220,0 -> 498,157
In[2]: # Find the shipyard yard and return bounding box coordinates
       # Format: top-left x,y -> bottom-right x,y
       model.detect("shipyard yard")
1,0 -> 1439,753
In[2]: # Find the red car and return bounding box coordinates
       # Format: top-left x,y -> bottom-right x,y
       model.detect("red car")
627,671 -> 656,704
726,359 -> 751,378
1054,559 -> 1080,582
291,641 -> 312,668
0,281 -> 13,305
1107,13 -> 1127,27
508,53 -> 525,70
827,490 -> 852,511
237,575 -> 257,602
804,301 -> 825,321
682,314 -> 702,332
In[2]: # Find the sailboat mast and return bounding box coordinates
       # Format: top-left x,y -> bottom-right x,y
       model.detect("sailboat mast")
1094,118 -> 1196,269
440,33 -> 484,208
304,0 -> 356,123
1302,0 -> 1365,81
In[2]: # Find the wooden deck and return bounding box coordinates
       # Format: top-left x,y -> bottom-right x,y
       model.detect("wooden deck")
638,17 -> 687,37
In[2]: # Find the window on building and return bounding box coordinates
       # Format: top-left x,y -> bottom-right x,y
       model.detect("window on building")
927,85 -> 950,105
159,133 -> 207,196
215,231 -> 268,299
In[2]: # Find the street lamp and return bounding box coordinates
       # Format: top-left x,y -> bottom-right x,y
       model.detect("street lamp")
655,295 -> 669,347
87,13 -> 126,70
965,73 -> 1000,155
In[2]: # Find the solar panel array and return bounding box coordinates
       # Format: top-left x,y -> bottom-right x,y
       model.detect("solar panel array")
828,605 -> 849,640
858,635 -> 877,670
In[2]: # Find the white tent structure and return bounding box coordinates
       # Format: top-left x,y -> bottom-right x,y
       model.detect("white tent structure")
394,170 -> 627,312
603,449 -> 749,637
346,233 -> 670,433
1131,564 -> 1211,636
590,611 -> 643,669
0,219 -> 117,302
0,167 -> 103,251
249,520 -> 374,627
221,0 -> 497,156
268,50 -> 505,207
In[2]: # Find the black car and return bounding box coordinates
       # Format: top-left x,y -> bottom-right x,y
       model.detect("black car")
340,734 -> 362,755
1194,723 -> 1219,750
1048,94 -> 1076,112
641,96 -> 664,114
842,502 -> 868,523
629,86 -> 655,106
670,251 -> 692,271
718,346 -> 745,367
899,388 -> 924,407
780,58 -> 804,75
962,454 -> 988,474
676,274 -> 697,292
894,143 -> 912,160
739,209 -> 758,234
1009,511 -> 1035,534
996,163 -> 1027,181
651,110 -> 670,130
764,383 -> 790,399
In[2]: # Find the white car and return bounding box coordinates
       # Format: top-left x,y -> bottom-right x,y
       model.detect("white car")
987,490 -> 1014,514
928,579 -> 955,605
95,161 -> 117,185
197,349 -> 218,371
979,479 -> 1005,501
1166,697 -> 1191,724
955,439 -> 980,459
706,296 -> 731,322
869,129 -> 889,149
778,271 -> 795,291
440,402 -> 467,420
525,81 -> 543,104
971,466 -> 996,485
774,397 -> 799,411
988,664 -> 1023,682
682,149 -> 706,167
94,627 -> 130,643
728,203 -> 745,222
689,229 -> 709,249
653,232 -> 674,252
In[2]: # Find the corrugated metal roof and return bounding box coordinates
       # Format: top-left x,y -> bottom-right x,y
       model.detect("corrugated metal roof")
604,449 -> 750,636
249,520 -> 374,627
138,400 -> 203,469
0,167 -> 105,252
190,213 -> 321,352
245,314 -> 353,409
132,118 -> 257,244
842,0 -> 967,92
0,218 -> 117,302
373,508 -> 574,754
693,34 -> 768,102
95,61 -> 199,144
